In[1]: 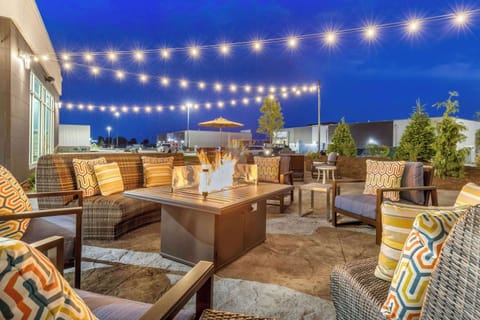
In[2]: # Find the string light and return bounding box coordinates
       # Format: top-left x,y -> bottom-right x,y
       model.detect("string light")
63,62 -> 73,70
407,19 -> 422,33
253,40 -> 263,52
30,9 -> 480,63
189,46 -> 200,58
364,25 -> 377,40
90,66 -> 100,75
61,53 -> 70,61
244,85 -> 252,93
454,11 -> 469,25
198,81 -> 206,89
116,70 -> 125,80
230,84 -> 237,92
160,76 -> 170,86
133,50 -> 145,61
107,51 -> 118,62
220,43 -> 230,55
287,36 -> 299,48
214,83 -> 222,91
179,79 -> 188,88
160,48 -> 170,59
324,32 -> 337,45
139,74 -> 148,83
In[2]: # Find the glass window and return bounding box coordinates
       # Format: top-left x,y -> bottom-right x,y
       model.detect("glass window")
29,72 -> 55,165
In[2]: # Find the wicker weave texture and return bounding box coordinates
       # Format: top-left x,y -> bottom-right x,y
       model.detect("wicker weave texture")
200,309 -> 277,320
421,206 -> 480,320
330,257 -> 388,320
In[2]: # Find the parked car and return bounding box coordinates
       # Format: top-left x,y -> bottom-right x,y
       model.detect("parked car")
245,145 -> 265,156
157,143 -> 172,153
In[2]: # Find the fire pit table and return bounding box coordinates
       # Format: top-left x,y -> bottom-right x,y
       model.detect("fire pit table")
124,183 -> 293,270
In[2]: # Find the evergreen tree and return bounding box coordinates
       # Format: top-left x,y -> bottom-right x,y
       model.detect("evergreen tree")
257,97 -> 285,143
432,91 -> 469,178
394,100 -> 435,162
327,117 -> 357,156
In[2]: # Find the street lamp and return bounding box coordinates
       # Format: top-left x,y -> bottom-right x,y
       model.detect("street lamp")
106,126 -> 111,147
114,112 -> 120,147
186,103 -> 192,149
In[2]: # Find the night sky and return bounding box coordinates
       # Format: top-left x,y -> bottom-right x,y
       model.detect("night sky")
35,0 -> 480,143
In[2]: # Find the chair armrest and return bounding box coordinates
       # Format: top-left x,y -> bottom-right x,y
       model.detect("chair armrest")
332,179 -> 366,198
279,171 -> 294,185
31,236 -> 65,274
0,207 -> 83,221
375,186 -> 438,206
139,261 -> 214,320
27,190 -> 84,206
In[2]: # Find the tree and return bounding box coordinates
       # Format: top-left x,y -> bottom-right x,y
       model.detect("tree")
257,97 -> 285,143
327,117 -> 357,156
432,91 -> 469,178
394,100 -> 435,162
128,138 -> 137,145
366,144 -> 390,158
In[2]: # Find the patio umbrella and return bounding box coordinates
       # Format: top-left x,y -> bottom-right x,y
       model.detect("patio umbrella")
198,116 -> 244,147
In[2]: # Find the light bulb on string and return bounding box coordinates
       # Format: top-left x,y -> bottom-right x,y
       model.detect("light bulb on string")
325,32 -> 337,45
287,36 -> 299,48
84,52 -> 94,62
364,25 -> 378,40
257,86 -> 265,93
214,83 -> 222,91
189,46 -> 200,58
205,103 -> 212,109
107,51 -> 118,62
180,79 -> 188,88
139,74 -> 148,83
156,105 -> 163,112
252,40 -> 263,52
90,66 -> 100,75
406,19 -> 422,33
160,48 -> 170,59
115,70 -> 125,80
230,84 -> 237,92
453,11 -> 469,26
61,53 -> 70,61
219,43 -> 230,56
244,85 -> 252,93
198,82 -> 206,89
160,77 -> 170,86
218,101 -> 224,108
133,50 -> 145,61
63,62 -> 73,71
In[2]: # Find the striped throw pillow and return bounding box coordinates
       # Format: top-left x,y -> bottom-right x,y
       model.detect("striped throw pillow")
72,157 -> 107,197
381,206 -> 469,319
0,237 -> 97,319
364,160 -> 406,201
143,163 -> 173,187
94,162 -> 124,196
455,182 -> 480,206
0,166 -> 32,239
375,202 -> 465,281
141,156 -> 173,187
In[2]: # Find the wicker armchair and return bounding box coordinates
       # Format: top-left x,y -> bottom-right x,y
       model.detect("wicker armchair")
330,206 -> 480,320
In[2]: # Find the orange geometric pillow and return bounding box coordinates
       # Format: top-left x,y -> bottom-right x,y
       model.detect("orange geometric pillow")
254,156 -> 280,183
72,158 -> 107,197
0,166 -> 31,239
363,160 -> 406,201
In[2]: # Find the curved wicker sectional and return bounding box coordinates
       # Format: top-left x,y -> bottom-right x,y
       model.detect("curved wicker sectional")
36,152 -> 184,240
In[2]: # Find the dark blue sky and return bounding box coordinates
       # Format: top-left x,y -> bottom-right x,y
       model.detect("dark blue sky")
36,0 -> 480,143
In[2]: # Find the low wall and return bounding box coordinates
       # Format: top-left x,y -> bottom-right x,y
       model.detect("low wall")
307,156 -> 479,191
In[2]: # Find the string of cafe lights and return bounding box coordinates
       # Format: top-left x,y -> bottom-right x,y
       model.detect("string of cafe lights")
29,9 -> 478,64
58,61 -> 317,95
59,92 -> 303,114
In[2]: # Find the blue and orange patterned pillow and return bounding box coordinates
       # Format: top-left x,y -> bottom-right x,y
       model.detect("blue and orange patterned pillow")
0,166 -> 31,239
363,160 -> 406,201
0,237 -> 97,319
381,206 -> 468,319
254,156 -> 280,183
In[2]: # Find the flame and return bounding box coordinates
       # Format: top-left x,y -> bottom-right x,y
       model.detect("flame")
198,150 -> 238,193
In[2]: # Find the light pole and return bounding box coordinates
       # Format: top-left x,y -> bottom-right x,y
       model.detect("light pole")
114,112 -> 120,148
186,103 -> 192,149
106,126 -> 111,147
317,80 -> 321,155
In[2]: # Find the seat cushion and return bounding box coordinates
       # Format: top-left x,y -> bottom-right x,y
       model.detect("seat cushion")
335,194 -> 377,220
400,162 -> 424,204
22,215 -> 77,264
76,289 -> 194,320
82,193 -> 162,239
454,182 -> 480,206
0,238 -> 96,320
0,165 -> 32,239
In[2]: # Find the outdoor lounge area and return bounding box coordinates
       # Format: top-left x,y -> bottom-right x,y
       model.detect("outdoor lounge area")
1,1 -> 480,319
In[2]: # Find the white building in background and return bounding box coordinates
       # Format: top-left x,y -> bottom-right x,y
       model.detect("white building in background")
58,125 -> 91,149
158,130 -> 253,149
277,117 -> 480,163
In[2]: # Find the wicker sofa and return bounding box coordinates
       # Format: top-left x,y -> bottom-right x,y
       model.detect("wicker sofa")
36,152 -> 184,240
330,206 -> 480,319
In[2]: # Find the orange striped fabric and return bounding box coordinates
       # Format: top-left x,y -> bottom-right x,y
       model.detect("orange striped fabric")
0,166 -> 31,239
363,160 -> 405,201
455,182 -> 480,206
143,163 -> 173,187
93,162 -> 125,196
141,156 -> 174,187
